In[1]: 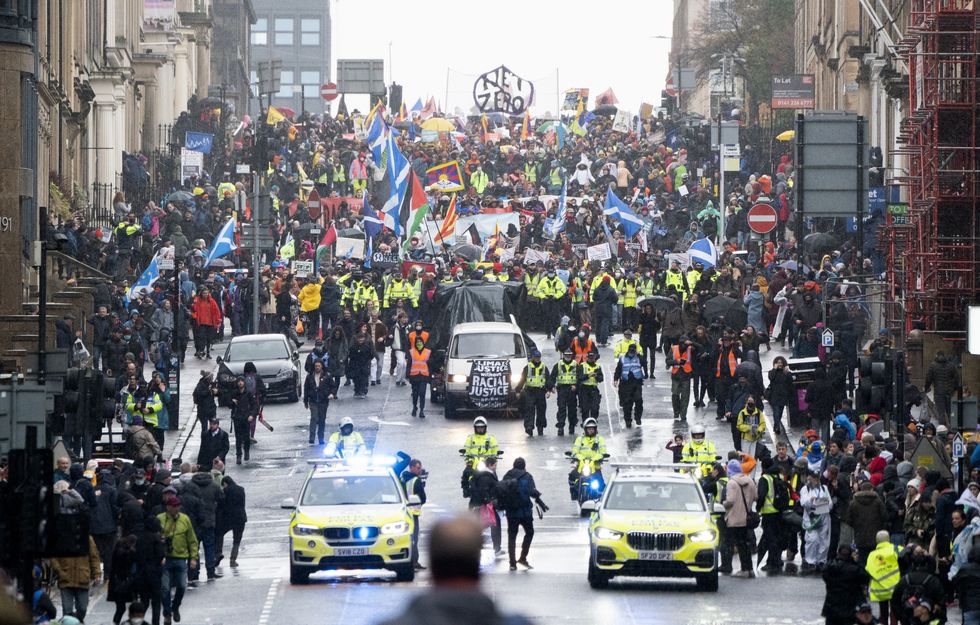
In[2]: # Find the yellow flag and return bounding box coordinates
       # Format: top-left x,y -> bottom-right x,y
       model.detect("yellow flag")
279,237 -> 295,259
266,106 -> 286,125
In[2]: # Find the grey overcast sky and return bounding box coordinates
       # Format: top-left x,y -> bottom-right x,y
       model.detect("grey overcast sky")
330,0 -> 673,116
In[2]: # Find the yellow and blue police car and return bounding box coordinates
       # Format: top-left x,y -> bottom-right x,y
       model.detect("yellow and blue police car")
283,458 -> 419,584
585,463 -> 720,591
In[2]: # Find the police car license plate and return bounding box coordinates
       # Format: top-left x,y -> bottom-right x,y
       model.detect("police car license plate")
637,551 -> 672,561
333,547 -> 369,557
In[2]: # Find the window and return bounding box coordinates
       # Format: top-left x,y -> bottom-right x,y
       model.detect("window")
274,18 -> 293,45
225,338 -> 290,362
301,71 -> 320,98
301,18 -> 320,46
250,17 -> 267,45
250,70 -> 258,96
277,70 -> 293,97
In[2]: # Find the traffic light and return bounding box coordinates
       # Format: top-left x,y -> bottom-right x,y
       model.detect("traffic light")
389,83 -> 403,113
856,355 -> 893,417
84,369 -> 116,442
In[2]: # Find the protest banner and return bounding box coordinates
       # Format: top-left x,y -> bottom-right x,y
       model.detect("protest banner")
467,359 -> 511,409
335,236 -> 364,259
291,260 -> 314,277
587,243 -> 612,262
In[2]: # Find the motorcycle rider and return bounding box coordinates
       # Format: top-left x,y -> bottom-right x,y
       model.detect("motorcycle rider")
549,349 -> 579,436
325,417 -> 366,458
461,417 -> 499,497
681,424 -> 718,475
568,418 -> 607,500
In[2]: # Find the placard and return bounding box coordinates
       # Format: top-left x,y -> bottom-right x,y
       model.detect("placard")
472,65 -> 534,115
291,260 -> 314,277
335,236 -> 365,260
180,148 -> 204,183
587,243 -> 612,262
524,248 -> 550,265
612,109 -> 632,133
467,359 -> 512,409
371,250 -> 399,269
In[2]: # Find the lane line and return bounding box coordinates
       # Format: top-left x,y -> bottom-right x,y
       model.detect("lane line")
256,578 -> 280,625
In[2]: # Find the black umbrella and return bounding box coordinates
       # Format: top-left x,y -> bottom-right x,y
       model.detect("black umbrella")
637,295 -> 678,313
804,232 -> 839,255
452,244 -> 482,261
167,190 -> 194,204
593,104 -> 618,116
702,295 -> 748,330
336,228 -> 364,239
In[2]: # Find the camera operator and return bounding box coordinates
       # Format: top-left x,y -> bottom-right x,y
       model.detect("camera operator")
193,370 -> 219,435
400,459 -> 427,571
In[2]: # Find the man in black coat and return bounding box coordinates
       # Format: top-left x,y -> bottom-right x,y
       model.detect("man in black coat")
186,470 -> 224,580
924,351 -> 960,424
498,457 -> 547,571
193,371 -> 218,436
591,276 -> 618,347
197,416 -> 229,469
821,545 -> 870,625
805,367 -> 836,443
228,377 -> 258,463
467,456 -> 501,554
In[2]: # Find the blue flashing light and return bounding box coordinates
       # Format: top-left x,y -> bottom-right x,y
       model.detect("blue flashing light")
590,479 -> 601,490
356,527 -> 370,540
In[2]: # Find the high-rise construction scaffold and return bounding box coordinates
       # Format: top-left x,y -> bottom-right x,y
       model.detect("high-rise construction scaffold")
890,0 -> 978,337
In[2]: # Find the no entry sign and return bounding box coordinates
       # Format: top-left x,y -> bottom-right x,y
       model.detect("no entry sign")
320,82 -> 338,101
747,203 -> 778,234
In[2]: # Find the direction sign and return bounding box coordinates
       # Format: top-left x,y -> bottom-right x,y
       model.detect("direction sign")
952,433 -> 965,459
821,328 -> 835,347
722,144 -> 741,157
747,203 -> 778,234
320,82 -> 338,101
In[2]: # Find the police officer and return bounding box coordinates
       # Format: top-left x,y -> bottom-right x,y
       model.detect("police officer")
537,267 -> 565,339
549,349 -> 579,436
681,424 -> 718,474
463,416 -> 499,460
613,343 -> 646,428
400,459 -> 427,571
577,351 -> 603,423
516,350 -> 548,437
569,418 -> 607,499
325,417 -> 366,458
664,259 -> 687,300
612,328 -> 644,361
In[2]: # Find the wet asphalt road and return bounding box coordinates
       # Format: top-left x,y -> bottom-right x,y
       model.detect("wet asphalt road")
85,332 -> 831,625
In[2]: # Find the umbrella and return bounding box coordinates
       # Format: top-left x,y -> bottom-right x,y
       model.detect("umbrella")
536,121 -> 569,134
637,295 -> 679,313
702,295 -> 748,330
775,130 -> 796,141
207,258 -> 236,269
336,228 -> 364,239
593,104 -> 618,116
452,244 -> 482,261
392,121 -> 413,130
778,260 -> 799,272
804,232 -> 839,255
420,117 -> 455,132
277,106 -> 296,119
166,190 -> 194,204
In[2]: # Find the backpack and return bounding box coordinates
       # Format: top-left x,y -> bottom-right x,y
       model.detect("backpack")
900,572 -> 932,613
496,475 -> 528,510
771,476 -> 792,512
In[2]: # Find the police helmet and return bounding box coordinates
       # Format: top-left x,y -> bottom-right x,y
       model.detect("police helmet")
473,416 -> 488,431
583,418 -> 598,430
562,349 -> 574,358
690,424 -> 705,438
340,417 -> 354,434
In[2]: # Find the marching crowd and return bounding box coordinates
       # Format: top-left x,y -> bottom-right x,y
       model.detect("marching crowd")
18,87 -> 973,625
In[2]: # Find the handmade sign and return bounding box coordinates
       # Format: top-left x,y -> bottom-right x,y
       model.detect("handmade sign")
468,359 -> 511,409
472,65 -> 534,115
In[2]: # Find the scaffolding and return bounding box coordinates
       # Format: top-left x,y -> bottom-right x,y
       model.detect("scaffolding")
890,0 -> 979,338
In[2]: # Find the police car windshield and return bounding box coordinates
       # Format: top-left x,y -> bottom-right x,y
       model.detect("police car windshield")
301,476 -> 402,506
604,481 -> 705,512
225,339 -> 290,362
451,333 -> 525,359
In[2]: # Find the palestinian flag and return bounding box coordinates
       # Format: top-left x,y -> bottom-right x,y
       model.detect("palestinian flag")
399,170 -> 431,253
466,223 -> 481,245
435,194 -> 458,242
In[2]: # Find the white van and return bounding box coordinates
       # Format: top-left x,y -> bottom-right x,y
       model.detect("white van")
442,319 -> 529,419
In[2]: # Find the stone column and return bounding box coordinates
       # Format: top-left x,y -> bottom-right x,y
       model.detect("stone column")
90,79 -> 118,189
0,44 -> 34,315
175,45 -> 190,113
114,82 -> 128,181
195,33 -> 210,98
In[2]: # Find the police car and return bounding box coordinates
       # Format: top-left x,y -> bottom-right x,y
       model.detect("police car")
282,458 -> 419,584
585,463 -> 721,591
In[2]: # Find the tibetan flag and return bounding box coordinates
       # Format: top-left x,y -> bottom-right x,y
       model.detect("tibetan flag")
266,106 -> 286,125
435,195 -> 458,242
399,170 -> 431,254
520,111 -> 530,141
425,160 -> 464,192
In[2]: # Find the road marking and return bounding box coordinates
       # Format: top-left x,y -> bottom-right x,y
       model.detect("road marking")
369,416 -> 411,426
256,577 -> 280,625
601,363 -> 618,435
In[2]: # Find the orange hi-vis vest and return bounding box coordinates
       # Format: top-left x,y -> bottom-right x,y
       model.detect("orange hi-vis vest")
573,337 -> 595,363
716,349 -> 737,378
671,345 -> 693,374
409,348 -> 431,377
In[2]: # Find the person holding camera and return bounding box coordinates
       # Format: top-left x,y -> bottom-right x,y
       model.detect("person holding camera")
157,496 -> 197,625
498,457 -> 549,571
400,459 -> 427,571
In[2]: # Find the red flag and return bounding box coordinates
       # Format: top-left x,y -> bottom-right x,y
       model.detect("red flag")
319,222 -> 337,247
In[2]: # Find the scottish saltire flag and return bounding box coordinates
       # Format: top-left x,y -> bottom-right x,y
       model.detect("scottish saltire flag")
602,187 -> 644,238
688,237 -> 719,269
601,217 -> 617,257
205,217 -> 237,267
549,178 -> 567,238
557,122 -> 567,149
128,256 -> 160,302
381,132 -> 411,236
